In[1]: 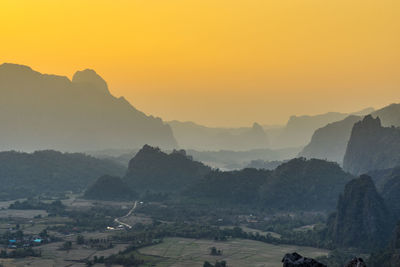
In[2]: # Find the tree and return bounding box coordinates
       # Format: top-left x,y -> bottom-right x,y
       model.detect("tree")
215,260 -> 227,267
77,235 -> 85,245
61,241 -> 72,251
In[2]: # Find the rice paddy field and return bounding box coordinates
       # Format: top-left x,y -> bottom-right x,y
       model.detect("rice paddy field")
139,237 -> 330,267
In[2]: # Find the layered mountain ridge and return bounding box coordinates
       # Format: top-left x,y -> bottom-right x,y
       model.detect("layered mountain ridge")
299,103 -> 400,164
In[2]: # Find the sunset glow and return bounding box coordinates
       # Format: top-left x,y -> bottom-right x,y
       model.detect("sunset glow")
1,0 -> 399,126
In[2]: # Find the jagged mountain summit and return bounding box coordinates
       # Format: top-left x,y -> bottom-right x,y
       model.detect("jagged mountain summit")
343,115 -> 400,175
124,145 -> 211,192
0,63 -> 177,152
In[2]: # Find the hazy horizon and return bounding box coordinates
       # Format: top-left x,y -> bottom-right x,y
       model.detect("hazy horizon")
0,62 -> 393,129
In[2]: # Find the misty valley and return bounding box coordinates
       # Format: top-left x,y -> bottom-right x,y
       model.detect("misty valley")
0,64 -> 399,267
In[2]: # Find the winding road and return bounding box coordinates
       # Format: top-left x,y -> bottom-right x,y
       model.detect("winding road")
114,201 -> 138,229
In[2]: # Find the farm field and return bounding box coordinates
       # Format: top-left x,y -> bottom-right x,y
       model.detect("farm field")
139,237 -> 330,267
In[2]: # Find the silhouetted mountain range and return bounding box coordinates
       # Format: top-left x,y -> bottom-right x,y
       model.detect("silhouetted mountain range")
0,63 -> 177,152
343,115 -> 400,175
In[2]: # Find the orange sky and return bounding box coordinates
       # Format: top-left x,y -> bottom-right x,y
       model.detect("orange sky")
1,0 -> 399,127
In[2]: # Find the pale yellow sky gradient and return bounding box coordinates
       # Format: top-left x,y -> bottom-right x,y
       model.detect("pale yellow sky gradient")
1,0 -> 399,126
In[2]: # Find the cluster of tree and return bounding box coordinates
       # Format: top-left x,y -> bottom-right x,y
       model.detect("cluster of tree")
75,235 -> 114,250
203,260 -> 227,267
0,150 -> 124,200
134,201 -> 241,224
9,199 -> 65,215
85,241 -> 161,267
48,206 -> 126,233
0,248 -> 41,258
114,222 -> 331,249
60,241 -> 72,251
210,246 -> 222,256
250,212 -> 326,236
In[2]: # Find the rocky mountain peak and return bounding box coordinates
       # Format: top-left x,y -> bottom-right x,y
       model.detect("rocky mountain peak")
72,69 -> 109,94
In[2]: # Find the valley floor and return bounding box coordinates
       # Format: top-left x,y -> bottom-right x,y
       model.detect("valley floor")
138,237 -> 329,267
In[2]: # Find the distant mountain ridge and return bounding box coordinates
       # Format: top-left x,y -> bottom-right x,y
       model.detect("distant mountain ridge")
343,115 -> 400,175
299,103 -> 400,163
168,121 -> 269,151
0,63 -> 177,151
169,107 -> 374,151
274,108 -> 374,148
299,115 -> 362,163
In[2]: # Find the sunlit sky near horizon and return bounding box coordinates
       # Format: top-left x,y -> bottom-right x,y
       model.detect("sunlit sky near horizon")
1,0 -> 399,127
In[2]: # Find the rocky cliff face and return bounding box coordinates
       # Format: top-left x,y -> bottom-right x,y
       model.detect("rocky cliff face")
0,63 -> 177,151
343,115 -> 400,175
299,115 -> 361,164
368,166 -> 400,217
327,175 -> 395,250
